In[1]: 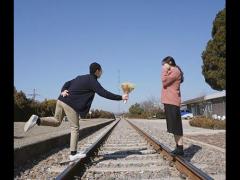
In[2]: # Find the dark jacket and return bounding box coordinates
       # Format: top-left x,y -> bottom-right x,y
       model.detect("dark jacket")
58,74 -> 122,118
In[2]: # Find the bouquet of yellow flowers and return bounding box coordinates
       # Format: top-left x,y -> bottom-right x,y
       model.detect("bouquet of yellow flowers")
121,82 -> 135,103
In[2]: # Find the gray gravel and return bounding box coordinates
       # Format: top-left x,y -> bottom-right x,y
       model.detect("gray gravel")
130,119 -> 225,180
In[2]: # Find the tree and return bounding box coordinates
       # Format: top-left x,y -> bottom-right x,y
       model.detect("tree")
94,109 -> 101,118
127,96 -> 165,119
202,8 -> 225,90
141,97 -> 157,111
38,99 -> 56,117
14,90 -> 29,109
14,87 -> 57,121
14,88 -> 31,121
129,103 -> 144,115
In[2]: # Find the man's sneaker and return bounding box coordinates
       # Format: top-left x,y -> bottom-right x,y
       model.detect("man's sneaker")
69,152 -> 86,161
24,115 -> 39,132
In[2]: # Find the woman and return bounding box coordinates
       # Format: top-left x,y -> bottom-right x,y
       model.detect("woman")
161,56 -> 184,155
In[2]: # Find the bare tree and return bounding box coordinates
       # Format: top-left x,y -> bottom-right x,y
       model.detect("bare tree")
140,96 -> 161,117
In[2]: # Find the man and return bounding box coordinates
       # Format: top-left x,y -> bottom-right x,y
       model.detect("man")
24,62 -> 128,161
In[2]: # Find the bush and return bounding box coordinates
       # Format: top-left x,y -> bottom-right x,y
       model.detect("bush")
126,113 -> 148,119
189,116 -> 225,129
85,109 -> 115,119
156,111 -> 166,119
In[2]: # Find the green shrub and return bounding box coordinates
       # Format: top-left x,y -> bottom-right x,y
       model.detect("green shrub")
189,116 -> 225,129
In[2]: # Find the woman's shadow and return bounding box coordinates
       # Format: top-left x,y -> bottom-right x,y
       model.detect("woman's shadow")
182,144 -> 202,162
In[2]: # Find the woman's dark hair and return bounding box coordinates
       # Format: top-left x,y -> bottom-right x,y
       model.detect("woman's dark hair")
162,56 -> 184,83
162,56 -> 176,66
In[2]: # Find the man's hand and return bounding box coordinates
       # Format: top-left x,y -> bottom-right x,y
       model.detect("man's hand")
122,94 -> 129,100
61,90 -> 69,97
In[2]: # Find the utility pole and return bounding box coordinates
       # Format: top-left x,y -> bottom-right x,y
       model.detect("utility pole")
28,88 -> 40,101
118,69 -> 121,114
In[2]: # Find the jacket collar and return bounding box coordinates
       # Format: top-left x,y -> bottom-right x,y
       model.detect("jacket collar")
90,73 -> 98,79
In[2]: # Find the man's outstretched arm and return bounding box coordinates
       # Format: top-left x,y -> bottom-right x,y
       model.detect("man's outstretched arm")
91,79 -> 127,100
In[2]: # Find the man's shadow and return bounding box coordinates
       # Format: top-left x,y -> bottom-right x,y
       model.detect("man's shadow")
91,145 -> 201,165
92,147 -> 147,164
14,136 -> 24,139
182,144 -> 202,162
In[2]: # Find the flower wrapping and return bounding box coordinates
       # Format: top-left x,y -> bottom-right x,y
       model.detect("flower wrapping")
121,82 -> 135,103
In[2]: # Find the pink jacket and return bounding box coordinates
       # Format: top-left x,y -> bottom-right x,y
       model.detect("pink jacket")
161,66 -> 181,107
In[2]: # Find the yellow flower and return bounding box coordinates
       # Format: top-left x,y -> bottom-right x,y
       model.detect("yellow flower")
121,82 -> 135,94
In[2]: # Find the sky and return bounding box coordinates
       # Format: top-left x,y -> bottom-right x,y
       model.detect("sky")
14,0 -> 225,113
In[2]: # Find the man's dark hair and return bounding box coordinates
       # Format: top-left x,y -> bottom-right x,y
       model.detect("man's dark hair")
89,62 -> 102,74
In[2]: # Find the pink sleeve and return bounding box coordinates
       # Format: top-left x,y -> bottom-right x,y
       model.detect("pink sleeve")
162,67 -> 178,88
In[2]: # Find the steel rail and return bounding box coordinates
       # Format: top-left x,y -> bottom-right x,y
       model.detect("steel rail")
55,119 -> 120,180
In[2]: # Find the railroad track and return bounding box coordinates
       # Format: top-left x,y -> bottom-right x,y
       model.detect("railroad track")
14,120 -> 116,179
56,119 -> 214,180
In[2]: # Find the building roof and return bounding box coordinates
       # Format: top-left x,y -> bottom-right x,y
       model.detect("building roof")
181,96 -> 205,105
181,90 -> 225,105
204,90 -> 225,100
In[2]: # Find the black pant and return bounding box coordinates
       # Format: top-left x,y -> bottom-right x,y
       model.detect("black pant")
164,104 -> 183,136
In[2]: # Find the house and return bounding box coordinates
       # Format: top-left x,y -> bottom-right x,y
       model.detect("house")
181,91 -> 225,120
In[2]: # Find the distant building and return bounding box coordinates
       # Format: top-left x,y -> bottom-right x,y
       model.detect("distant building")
181,91 -> 225,120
